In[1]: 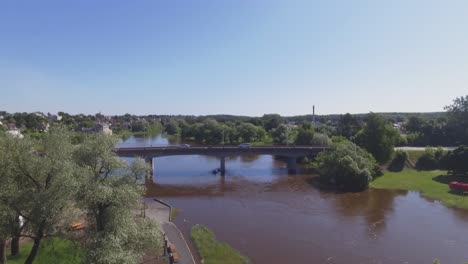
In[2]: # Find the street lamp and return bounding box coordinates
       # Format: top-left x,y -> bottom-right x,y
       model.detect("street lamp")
222,125 -> 225,147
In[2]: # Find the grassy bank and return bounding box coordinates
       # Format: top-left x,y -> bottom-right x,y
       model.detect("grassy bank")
371,169 -> 468,209
7,238 -> 84,264
191,225 -> 249,264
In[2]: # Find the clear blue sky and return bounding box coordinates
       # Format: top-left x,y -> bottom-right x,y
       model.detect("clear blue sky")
1,0 -> 467,116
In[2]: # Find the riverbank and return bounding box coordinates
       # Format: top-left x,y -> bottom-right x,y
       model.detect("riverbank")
190,225 -> 249,264
371,169 -> 468,209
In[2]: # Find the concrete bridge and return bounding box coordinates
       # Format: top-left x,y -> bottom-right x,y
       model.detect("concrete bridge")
115,146 -> 328,174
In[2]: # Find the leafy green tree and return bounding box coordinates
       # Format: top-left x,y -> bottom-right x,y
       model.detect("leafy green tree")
405,116 -> 426,133
73,134 -> 162,264
295,123 -> 315,145
315,141 -> 377,191
388,150 -> 408,172
164,119 -> 181,135
415,147 -> 445,171
238,123 -> 259,142
356,113 -> 399,163
262,114 -> 284,131
131,119 -> 148,132
337,113 -> 361,139
272,124 -> 295,145
311,133 -> 332,146
0,129 -> 79,264
442,146 -> 468,175
445,95 -> 468,145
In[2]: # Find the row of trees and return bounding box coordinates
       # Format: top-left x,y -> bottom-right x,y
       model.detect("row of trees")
0,129 -> 161,264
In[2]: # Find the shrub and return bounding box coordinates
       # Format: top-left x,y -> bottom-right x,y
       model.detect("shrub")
316,141 -> 377,191
388,150 -> 408,172
442,145 -> 468,175
416,147 -> 446,171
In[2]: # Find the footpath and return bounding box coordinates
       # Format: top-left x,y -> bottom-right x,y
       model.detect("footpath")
144,198 -> 196,264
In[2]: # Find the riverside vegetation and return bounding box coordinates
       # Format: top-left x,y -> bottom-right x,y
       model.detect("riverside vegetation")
0,129 -> 162,264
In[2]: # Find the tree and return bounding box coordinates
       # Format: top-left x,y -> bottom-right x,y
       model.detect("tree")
272,124 -> 296,145
295,122 -> 315,145
356,113 -> 399,163
262,114 -> 284,131
311,133 -> 332,146
445,95 -> 468,145
0,129 -> 79,264
164,119 -> 180,135
442,146 -> 468,175
405,116 -> 426,133
73,134 -> 161,264
238,123 -> 259,142
337,113 -> 361,139
315,141 -> 377,191
131,119 -> 148,132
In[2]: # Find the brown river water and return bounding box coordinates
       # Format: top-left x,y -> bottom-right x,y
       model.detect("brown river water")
121,135 -> 468,264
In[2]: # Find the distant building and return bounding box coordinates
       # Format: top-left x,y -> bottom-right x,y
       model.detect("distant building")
7,123 -> 17,131
95,123 -> 112,135
6,129 -> 24,139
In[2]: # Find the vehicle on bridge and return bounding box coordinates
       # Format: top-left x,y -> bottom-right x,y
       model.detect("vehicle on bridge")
178,144 -> 191,148
239,143 -> 251,148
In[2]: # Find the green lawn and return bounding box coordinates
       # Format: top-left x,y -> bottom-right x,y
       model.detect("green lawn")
371,169 -> 468,209
7,238 -> 85,264
406,150 -> 425,165
191,225 -> 249,264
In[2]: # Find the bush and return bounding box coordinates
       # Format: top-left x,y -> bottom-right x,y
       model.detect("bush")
316,141 -> 377,191
442,145 -> 468,175
416,147 -> 446,171
388,150 -> 408,172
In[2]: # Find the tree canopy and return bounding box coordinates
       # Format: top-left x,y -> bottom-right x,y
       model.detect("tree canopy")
316,141 -> 377,191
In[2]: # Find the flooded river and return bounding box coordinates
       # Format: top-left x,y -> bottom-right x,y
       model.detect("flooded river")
121,135 -> 468,264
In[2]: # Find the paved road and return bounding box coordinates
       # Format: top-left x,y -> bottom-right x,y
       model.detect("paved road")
144,198 -> 196,264
396,146 -> 456,151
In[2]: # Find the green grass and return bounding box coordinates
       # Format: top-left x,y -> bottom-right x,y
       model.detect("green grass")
191,225 -> 249,264
7,238 -> 85,264
406,150 -> 425,165
371,169 -> 468,209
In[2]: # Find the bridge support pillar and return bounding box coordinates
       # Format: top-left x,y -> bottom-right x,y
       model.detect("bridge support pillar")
145,157 -> 154,178
220,157 -> 226,176
287,157 -> 297,173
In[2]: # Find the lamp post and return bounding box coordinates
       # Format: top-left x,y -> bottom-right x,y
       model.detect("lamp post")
222,125 -> 225,147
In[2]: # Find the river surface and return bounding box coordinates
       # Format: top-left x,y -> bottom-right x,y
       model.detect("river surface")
121,135 -> 468,264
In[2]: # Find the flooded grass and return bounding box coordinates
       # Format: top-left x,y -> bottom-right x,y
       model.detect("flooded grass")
170,207 -> 182,220
191,225 -> 249,264
371,169 -> 468,209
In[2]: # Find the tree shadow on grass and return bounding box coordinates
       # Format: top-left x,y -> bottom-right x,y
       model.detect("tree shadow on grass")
432,174 -> 468,184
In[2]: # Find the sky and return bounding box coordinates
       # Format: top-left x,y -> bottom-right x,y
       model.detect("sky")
1,0 -> 467,116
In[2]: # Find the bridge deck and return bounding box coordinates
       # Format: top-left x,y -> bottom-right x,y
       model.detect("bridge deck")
115,146 -> 328,158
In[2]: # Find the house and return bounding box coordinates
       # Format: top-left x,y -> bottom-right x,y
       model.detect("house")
95,123 -> 112,135
6,129 -> 24,139
7,123 -> 17,131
